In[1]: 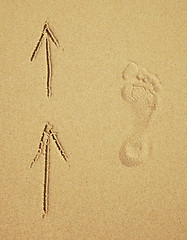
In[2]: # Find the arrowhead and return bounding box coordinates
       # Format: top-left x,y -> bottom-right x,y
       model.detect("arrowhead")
30,22 -> 60,61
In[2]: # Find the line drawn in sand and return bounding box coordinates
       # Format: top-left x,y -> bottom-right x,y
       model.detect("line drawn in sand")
30,122 -> 69,218
30,22 -> 63,97
120,62 -> 161,167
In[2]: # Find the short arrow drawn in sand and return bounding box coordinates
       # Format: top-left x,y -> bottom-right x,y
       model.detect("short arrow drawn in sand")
30,122 -> 69,218
30,22 -> 63,97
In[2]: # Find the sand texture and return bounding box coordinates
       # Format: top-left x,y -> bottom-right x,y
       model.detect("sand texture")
0,1 -> 186,239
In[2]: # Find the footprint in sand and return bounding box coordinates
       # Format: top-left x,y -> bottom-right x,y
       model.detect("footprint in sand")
120,62 -> 161,167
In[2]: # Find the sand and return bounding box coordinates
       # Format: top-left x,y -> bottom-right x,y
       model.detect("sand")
0,0 -> 186,239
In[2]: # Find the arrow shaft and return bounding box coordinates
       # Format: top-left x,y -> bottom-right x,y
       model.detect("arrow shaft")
43,135 -> 50,217
46,37 -> 52,98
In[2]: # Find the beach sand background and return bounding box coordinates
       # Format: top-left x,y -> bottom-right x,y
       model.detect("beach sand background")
0,0 -> 186,239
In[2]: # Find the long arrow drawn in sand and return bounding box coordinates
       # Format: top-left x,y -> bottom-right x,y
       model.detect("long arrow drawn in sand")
30,122 -> 69,218
30,22 -> 63,97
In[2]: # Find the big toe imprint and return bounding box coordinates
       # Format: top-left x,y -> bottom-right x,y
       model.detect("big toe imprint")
122,62 -> 138,81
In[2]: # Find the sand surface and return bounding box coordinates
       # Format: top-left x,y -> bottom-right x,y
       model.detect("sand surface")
0,1 -> 186,239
